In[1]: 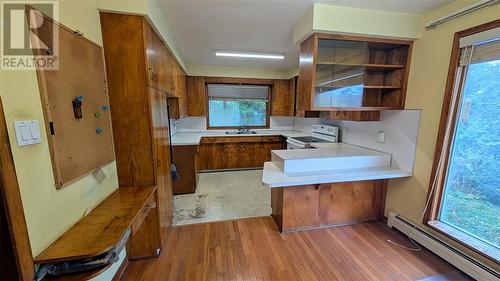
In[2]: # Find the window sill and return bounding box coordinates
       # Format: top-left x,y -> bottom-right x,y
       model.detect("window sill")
427,220 -> 499,263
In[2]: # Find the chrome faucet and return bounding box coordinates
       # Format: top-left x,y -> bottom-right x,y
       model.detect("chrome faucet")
238,125 -> 250,132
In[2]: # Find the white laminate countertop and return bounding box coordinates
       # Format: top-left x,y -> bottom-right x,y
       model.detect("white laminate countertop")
272,142 -> 389,160
170,130 -> 309,146
264,142 -> 411,187
262,162 -> 411,188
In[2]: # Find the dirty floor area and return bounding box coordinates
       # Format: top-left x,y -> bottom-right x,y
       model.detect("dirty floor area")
172,169 -> 271,225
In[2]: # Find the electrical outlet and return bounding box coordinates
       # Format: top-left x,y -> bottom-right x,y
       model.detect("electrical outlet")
377,131 -> 385,143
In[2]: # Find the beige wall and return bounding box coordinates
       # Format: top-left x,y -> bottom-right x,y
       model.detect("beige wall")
385,0 -> 500,265
0,0 -> 120,258
96,0 -> 186,70
186,64 -> 295,80
0,1 -> 180,280
293,3 -> 422,43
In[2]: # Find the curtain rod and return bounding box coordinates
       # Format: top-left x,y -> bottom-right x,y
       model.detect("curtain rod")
425,0 -> 500,29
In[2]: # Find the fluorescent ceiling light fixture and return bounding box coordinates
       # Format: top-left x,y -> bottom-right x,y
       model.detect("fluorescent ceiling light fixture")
215,51 -> 285,60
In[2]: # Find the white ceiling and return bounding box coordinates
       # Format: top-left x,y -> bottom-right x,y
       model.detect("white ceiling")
158,0 -> 454,71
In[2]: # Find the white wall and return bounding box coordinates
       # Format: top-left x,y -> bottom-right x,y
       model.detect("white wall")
323,110 -> 421,173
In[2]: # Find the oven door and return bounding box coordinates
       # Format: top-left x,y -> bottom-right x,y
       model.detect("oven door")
286,138 -> 305,149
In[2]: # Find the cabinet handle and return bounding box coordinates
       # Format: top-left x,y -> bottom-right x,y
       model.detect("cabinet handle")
143,204 -> 151,214
157,159 -> 161,167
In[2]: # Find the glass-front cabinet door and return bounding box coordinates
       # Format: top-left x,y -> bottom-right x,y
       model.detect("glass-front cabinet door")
315,40 -> 368,108
297,34 -> 413,113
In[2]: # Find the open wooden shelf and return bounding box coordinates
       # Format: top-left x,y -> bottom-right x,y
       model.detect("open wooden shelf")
297,33 -> 413,121
316,62 -> 405,71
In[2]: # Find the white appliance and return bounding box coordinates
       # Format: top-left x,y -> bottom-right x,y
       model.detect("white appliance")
286,124 -> 338,149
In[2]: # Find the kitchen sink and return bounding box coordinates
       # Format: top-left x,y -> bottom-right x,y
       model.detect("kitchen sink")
225,130 -> 258,135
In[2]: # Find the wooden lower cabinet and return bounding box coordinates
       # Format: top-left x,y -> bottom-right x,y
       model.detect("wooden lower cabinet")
128,191 -> 161,260
271,180 -> 388,232
198,136 -> 286,171
172,145 -> 199,195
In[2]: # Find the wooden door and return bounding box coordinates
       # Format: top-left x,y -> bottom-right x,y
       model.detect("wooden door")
177,68 -> 188,118
172,145 -> 198,195
187,76 -> 207,116
156,37 -> 172,94
271,79 -> 295,116
142,18 -> 159,91
148,88 -> 173,247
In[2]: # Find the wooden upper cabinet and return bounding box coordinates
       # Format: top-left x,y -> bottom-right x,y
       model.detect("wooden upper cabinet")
167,63 -> 188,119
297,33 -> 413,121
271,79 -> 295,116
176,65 -> 188,118
187,76 -> 207,116
142,19 -> 157,91
140,16 -> 188,119
143,18 -> 177,95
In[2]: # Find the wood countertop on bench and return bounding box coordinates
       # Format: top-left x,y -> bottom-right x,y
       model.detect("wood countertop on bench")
34,186 -> 157,264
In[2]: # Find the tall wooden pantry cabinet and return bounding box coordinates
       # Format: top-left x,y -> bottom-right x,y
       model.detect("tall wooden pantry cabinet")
99,13 -> 178,258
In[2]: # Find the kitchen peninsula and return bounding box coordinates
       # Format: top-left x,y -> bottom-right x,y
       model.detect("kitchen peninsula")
262,143 -> 412,232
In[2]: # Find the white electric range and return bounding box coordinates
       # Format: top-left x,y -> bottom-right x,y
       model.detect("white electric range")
286,124 -> 339,149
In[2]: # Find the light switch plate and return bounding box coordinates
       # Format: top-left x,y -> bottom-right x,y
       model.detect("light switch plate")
14,120 -> 42,147
377,131 -> 385,143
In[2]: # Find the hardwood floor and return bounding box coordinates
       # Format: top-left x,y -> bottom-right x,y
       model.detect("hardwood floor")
121,216 -> 456,281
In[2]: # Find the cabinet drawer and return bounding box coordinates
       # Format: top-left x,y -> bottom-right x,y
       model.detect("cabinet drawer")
131,192 -> 157,234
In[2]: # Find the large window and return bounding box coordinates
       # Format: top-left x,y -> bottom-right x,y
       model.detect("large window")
207,84 -> 270,129
426,23 -> 500,262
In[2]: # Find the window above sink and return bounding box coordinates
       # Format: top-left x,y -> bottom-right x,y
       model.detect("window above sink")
207,84 -> 270,129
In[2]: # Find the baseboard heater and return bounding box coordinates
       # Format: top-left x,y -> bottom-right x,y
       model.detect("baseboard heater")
387,212 -> 499,281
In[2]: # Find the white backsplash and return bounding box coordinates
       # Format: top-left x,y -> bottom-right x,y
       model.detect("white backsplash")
176,117 -> 206,132
169,119 -> 178,135
175,116 -> 294,133
293,117 -> 324,134
269,116 -> 294,130
322,110 -> 421,173
173,112 -> 421,174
